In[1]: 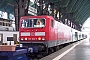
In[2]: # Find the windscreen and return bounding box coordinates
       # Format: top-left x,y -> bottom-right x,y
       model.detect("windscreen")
21,18 -> 45,28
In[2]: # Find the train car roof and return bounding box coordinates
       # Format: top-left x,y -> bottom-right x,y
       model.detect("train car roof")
0,18 -> 13,21
20,15 -> 54,20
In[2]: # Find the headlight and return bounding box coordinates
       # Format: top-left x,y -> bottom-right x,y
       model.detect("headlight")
21,38 -> 24,40
42,37 -> 45,40
38,37 -> 41,40
25,38 -> 27,40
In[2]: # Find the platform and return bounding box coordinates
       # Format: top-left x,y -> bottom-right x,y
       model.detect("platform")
40,38 -> 90,60
0,47 -> 29,60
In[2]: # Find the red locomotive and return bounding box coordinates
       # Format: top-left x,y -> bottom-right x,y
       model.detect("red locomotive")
19,15 -> 86,56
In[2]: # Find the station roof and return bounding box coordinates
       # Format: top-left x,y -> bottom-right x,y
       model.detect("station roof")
0,0 -> 34,14
0,0 -> 90,25
51,0 -> 90,25
0,0 -> 14,14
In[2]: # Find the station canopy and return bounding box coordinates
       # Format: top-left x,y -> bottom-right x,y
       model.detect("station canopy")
0,0 -> 90,25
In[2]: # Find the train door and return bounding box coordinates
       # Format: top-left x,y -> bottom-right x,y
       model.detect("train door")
13,34 -> 17,42
75,32 -> 78,40
0,34 -> 3,45
13,34 -> 18,44
50,19 -> 57,40
50,20 -> 55,40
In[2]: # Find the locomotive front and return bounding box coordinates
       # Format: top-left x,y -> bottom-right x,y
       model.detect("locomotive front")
19,16 -> 49,53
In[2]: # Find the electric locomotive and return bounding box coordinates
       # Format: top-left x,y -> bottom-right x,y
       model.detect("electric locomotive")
19,15 -> 86,56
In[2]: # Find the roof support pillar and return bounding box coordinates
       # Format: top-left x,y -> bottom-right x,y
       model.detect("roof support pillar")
70,21 -> 72,27
61,8 -> 66,24
14,0 -> 30,31
67,19 -> 70,26
59,9 -> 61,20
37,0 -> 49,15
37,0 -> 43,15
50,3 -> 54,17
14,6 -> 19,31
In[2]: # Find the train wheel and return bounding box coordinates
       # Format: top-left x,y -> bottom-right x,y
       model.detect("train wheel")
37,54 -> 43,59
59,45 -> 63,49
48,48 -> 54,54
56,46 -> 59,51
43,49 -> 48,56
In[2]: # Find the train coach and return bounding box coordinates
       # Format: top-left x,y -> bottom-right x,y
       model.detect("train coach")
19,15 -> 86,56
0,31 -> 19,45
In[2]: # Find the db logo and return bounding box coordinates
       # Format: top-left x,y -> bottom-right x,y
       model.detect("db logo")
31,32 -> 35,36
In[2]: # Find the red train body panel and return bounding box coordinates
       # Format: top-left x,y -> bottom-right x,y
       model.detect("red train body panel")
19,15 -> 87,57
19,16 -> 71,42
19,15 -> 81,54
19,16 -> 49,42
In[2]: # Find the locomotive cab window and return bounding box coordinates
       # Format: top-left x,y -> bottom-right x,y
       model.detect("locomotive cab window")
21,18 -> 45,28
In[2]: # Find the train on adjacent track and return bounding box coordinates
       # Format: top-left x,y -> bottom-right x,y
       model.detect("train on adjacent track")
0,18 -> 14,31
19,15 -> 87,57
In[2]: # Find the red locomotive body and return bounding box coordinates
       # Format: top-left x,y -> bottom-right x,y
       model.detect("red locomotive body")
19,15 -> 72,54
